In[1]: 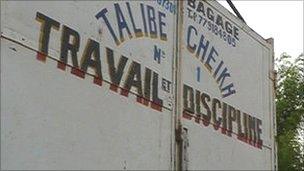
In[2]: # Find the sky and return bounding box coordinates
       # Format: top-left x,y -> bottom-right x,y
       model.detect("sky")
218,0 -> 304,59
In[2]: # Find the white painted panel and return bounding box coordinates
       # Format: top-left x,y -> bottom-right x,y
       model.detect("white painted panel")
1,0 -> 176,169
180,0 -> 275,170
184,119 -> 272,170
1,0 -> 276,169
1,38 -> 172,170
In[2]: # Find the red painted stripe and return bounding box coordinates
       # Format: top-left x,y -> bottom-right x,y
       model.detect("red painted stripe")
109,84 -> 119,92
136,96 -> 150,106
36,52 -> 46,62
202,120 -> 210,127
71,67 -> 85,78
221,128 -> 227,135
143,99 -> 149,106
93,77 -> 102,86
195,117 -> 200,124
237,135 -> 245,141
120,88 -> 129,97
57,61 -> 66,71
150,101 -> 162,112
213,124 -> 220,130
182,111 -> 193,120
136,96 -> 142,103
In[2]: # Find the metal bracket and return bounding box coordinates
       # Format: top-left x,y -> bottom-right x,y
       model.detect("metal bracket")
226,0 -> 246,23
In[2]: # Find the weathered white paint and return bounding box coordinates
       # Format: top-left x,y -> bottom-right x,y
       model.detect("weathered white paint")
1,37 -> 173,170
1,0 -> 276,170
179,0 -> 276,170
1,1 -> 176,170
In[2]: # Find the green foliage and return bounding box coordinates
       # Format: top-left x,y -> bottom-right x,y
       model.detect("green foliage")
277,131 -> 302,171
276,53 -> 304,170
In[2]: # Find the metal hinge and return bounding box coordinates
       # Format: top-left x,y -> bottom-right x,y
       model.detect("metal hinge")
269,70 -> 277,92
268,70 -> 276,82
176,126 -> 189,171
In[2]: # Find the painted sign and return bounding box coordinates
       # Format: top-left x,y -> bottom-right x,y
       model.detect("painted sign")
32,1 -> 176,110
1,0 -> 276,170
1,1 -> 176,169
179,0 -> 275,170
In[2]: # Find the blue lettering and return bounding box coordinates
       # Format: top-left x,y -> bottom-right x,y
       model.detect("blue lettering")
213,60 -> 223,78
154,45 -> 161,64
187,25 -> 197,53
196,66 -> 201,82
95,8 -> 120,45
157,0 -> 162,5
158,12 -> 167,41
126,2 -> 143,38
204,46 -> 218,72
114,3 -> 132,43
217,67 -> 230,88
140,3 -> 148,36
196,34 -> 210,61
147,5 -> 157,38
221,83 -> 236,98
